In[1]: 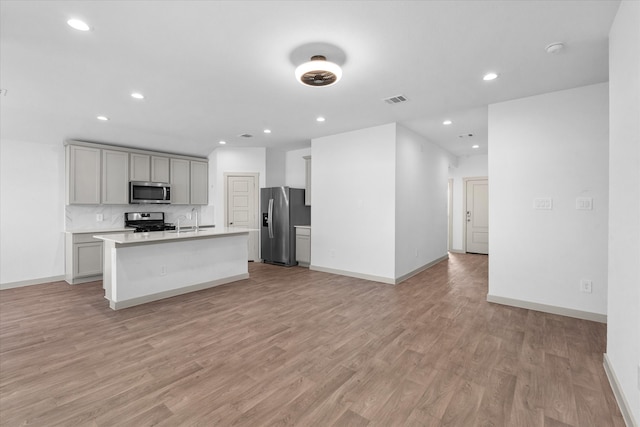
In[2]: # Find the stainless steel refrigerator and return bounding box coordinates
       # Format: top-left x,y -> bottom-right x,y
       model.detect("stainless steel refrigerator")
261,187 -> 310,266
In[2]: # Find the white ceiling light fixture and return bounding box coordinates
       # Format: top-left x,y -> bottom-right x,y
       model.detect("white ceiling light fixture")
483,72 -> 499,81
443,120 -> 452,125
472,144 -> 480,149
316,116 -> 326,122
96,115 -> 109,121
295,55 -> 342,87
219,140 -> 227,145
131,92 -> 144,99
67,19 -> 90,31
263,129 -> 271,134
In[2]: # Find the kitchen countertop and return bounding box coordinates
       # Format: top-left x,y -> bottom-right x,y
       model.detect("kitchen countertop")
66,225 -> 215,234
294,225 -> 311,229
94,227 -> 253,245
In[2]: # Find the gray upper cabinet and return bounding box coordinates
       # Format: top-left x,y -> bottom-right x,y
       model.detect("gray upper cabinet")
190,161 -> 208,205
170,158 -> 190,205
67,145 -> 101,204
151,156 -> 170,183
65,141 -> 207,206
102,150 -> 129,204
130,153 -> 150,181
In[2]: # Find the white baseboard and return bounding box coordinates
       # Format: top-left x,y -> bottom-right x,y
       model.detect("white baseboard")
109,273 -> 249,310
603,353 -> 638,427
65,275 -> 103,285
309,265 -> 395,284
486,294 -> 607,323
394,255 -> 449,284
0,275 -> 66,290
310,255 -> 449,285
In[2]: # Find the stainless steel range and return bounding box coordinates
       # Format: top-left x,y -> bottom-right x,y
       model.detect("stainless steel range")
124,212 -> 176,233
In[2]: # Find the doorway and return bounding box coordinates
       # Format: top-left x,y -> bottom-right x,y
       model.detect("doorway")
224,173 -> 259,261
464,177 -> 489,254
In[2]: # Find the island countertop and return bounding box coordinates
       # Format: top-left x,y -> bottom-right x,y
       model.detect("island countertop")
94,227 -> 254,245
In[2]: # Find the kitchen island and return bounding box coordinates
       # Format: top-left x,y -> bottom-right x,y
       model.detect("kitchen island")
94,227 -> 253,310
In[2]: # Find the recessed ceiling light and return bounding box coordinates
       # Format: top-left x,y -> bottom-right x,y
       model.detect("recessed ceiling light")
219,140 -> 227,145
443,120 -> 452,125
472,144 -> 480,149
96,115 -> 109,121
483,72 -> 498,81
263,129 -> 271,134
67,19 -> 90,31
316,116 -> 325,122
131,92 -> 144,99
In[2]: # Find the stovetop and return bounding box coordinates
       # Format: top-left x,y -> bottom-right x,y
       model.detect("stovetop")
125,212 -> 175,233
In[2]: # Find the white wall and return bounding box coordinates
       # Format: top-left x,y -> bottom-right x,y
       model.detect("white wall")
448,154 -> 488,252
0,139 -> 66,285
285,147 -> 311,188
607,1 -> 640,423
488,83 -> 609,317
395,125 -> 449,277
265,148 -> 286,187
311,124 -> 397,281
210,147 -> 266,227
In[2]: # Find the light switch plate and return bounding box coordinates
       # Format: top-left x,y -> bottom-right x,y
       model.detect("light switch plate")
580,279 -> 593,293
96,214 -> 104,221
534,198 -> 553,210
576,197 -> 593,210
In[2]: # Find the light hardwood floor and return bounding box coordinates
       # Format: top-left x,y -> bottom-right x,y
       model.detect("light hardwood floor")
0,253 -> 624,426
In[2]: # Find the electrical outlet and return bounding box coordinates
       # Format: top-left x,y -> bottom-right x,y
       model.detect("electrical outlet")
186,213 -> 192,220
96,214 -> 103,221
576,197 -> 593,210
580,279 -> 593,293
534,198 -> 553,210
160,265 -> 166,276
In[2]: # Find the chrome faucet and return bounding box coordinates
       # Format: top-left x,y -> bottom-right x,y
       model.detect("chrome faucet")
192,208 -> 199,231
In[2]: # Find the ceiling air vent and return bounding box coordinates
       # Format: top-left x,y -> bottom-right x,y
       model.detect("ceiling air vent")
239,133 -> 253,138
383,95 -> 408,105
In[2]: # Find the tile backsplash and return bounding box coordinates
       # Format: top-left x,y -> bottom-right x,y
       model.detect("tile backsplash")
65,204 -> 215,231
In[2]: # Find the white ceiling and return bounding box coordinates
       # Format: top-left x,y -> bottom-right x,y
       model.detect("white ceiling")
0,1 -> 619,158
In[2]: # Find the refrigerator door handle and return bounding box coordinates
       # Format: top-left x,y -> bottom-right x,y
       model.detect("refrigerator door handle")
268,198 -> 274,239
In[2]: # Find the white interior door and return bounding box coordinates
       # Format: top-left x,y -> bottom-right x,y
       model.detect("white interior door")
465,178 -> 489,254
225,174 -> 258,261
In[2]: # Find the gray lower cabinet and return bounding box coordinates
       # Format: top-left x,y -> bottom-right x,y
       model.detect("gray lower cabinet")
295,227 -> 311,267
74,242 -> 103,278
65,231 -> 132,284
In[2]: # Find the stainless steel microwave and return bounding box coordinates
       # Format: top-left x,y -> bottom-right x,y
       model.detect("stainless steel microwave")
129,181 -> 171,204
